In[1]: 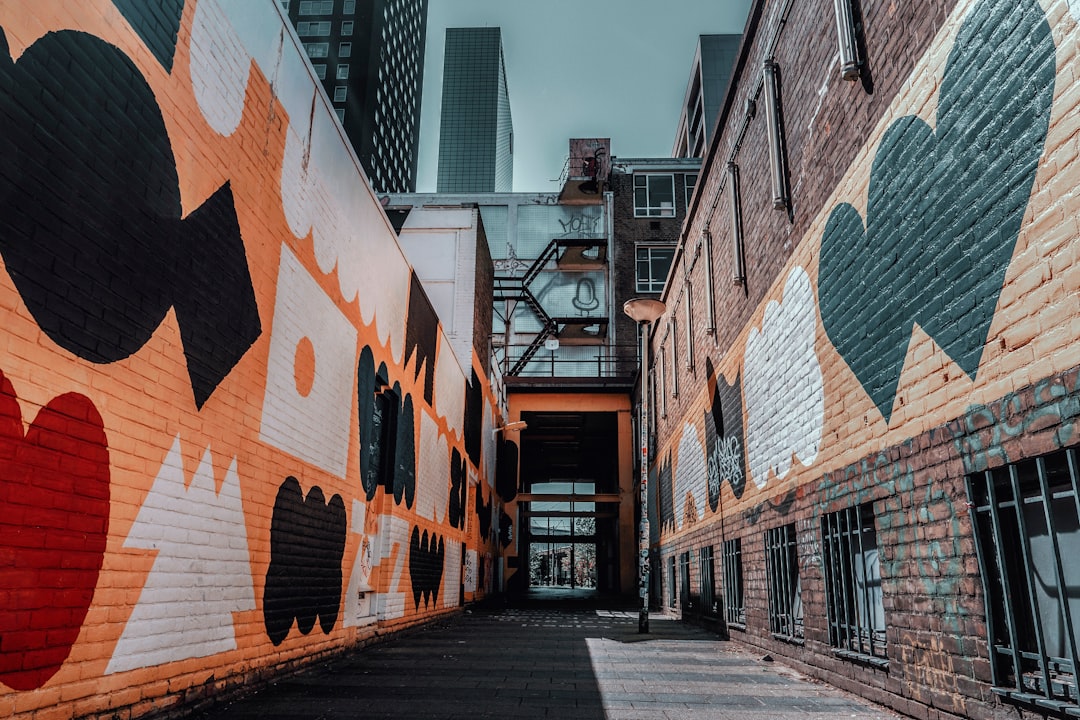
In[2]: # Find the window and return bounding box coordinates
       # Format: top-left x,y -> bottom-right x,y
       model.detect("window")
312,63 -> 326,80
822,503 -> 887,666
338,42 -> 352,58
636,245 -> 674,293
700,546 -> 717,617
299,0 -> 334,14
333,85 -> 347,102
634,174 -> 676,217
341,20 -> 354,35
679,551 -> 692,611
304,42 -> 329,58
765,523 -> 803,642
343,0 -> 356,13
336,64 -> 350,80
968,447 -> 1080,713
685,173 -> 698,207
279,0 -> 290,11
335,107 -> 345,122
668,556 -> 678,608
722,538 -> 745,627
296,20 -> 331,35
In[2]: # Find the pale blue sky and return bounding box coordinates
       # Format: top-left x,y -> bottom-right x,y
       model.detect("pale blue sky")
415,0 -> 753,192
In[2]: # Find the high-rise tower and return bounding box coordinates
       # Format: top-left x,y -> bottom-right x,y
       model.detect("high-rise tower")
437,27 -> 514,193
283,0 -> 428,192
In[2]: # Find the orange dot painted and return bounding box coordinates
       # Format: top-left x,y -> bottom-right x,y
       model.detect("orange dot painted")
293,336 -> 316,398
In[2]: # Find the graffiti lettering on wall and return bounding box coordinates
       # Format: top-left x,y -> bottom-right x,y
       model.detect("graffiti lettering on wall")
264,478 -> 347,645
743,267 -> 824,488
743,488 -> 796,526
796,518 -> 821,572
0,27 -> 261,410
108,437 -> 254,673
409,527 -> 445,609
949,366 -> 1080,475
0,370 -> 110,690
818,0 -> 1055,422
704,360 -> 747,505
557,213 -> 601,235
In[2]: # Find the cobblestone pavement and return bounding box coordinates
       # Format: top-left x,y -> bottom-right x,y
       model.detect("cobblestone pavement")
183,606 -> 905,720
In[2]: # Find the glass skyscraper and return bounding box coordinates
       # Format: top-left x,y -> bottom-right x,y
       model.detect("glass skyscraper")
283,0 -> 427,193
437,27 -> 514,193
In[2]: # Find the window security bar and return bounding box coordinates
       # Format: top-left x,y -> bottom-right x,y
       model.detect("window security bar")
765,523 -> 803,641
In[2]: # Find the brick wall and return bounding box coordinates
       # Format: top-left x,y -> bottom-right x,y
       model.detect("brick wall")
0,3 -> 500,719
650,0 -> 1080,718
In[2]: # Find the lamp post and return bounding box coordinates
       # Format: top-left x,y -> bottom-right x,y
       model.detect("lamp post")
623,297 -> 666,633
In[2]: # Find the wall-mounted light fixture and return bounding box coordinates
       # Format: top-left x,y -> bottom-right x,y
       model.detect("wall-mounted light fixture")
763,60 -> 789,211
492,420 -> 527,438
727,161 -> 746,285
833,0 -> 861,80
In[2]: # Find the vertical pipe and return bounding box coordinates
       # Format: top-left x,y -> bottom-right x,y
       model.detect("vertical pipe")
637,320 -> 652,632
684,285 -> 694,371
833,0 -> 861,79
703,227 -> 716,333
763,60 -> 789,210
727,162 -> 746,284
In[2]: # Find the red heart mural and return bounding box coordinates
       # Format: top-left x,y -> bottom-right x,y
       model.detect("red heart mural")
0,369 -> 109,690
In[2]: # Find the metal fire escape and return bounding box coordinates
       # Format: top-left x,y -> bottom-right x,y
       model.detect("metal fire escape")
496,237 -> 609,377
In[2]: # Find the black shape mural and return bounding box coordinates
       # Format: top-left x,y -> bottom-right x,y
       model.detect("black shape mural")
475,485 -> 493,540
658,453 -> 674,533
357,346 -> 378,500
704,359 -> 747,508
263,477 -> 347,646
463,368 -> 483,466
498,509 -> 513,549
111,0 -> 185,72
409,526 -> 444,609
404,272 -> 438,405
356,348 -> 416,508
0,28 -> 261,409
392,387 -> 416,508
818,0 -> 1054,422
448,448 -> 467,530
495,437 -> 518,502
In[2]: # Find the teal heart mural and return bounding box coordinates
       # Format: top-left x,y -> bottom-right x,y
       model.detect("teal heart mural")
818,0 -> 1055,422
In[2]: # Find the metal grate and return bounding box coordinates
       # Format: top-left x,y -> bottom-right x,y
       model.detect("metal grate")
967,446 -> 1080,712
679,551 -> 692,611
822,503 -> 887,665
722,538 -> 745,626
765,523 -> 803,641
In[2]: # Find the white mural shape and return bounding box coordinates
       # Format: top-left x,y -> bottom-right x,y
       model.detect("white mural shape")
189,0 -> 410,363
260,245 -> 357,478
1071,0 -> 1080,21
743,266 -> 825,488
107,438 -> 254,673
674,423 -> 707,530
434,333 -> 466,442
415,411 -> 450,523
372,514 -> 410,620
344,500 -> 375,627
444,540 -> 462,608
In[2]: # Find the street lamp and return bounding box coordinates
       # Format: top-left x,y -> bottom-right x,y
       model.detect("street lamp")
623,297 -> 666,633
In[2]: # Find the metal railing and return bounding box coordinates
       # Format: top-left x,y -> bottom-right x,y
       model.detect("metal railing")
495,343 -> 638,379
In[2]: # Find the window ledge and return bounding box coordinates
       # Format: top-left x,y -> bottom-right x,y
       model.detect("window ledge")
991,688 -> 1080,717
727,622 -> 747,632
770,632 -> 805,646
832,648 -> 889,670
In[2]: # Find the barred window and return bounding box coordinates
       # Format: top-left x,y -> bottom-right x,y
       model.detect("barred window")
679,551 -> 691,611
765,523 -> 803,642
722,538 -> 745,627
668,555 -> 677,608
822,503 -> 887,666
700,546 -> 717,617
968,447 -> 1080,713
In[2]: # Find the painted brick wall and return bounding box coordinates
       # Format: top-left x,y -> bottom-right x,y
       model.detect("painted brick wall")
650,0 -> 1080,718
0,2 -> 503,719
